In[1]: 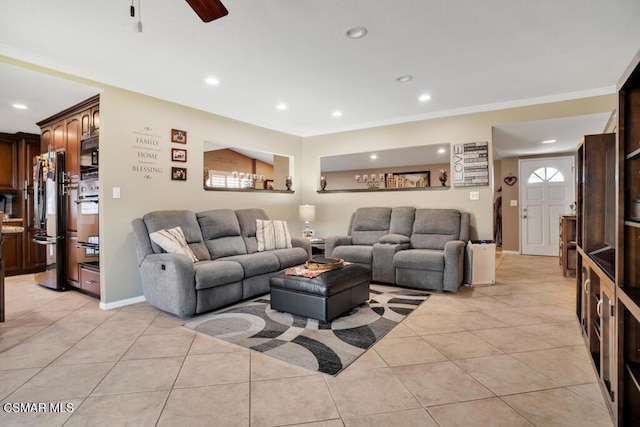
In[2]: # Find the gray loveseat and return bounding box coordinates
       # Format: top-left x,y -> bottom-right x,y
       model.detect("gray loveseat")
325,207 -> 470,292
132,208 -> 311,318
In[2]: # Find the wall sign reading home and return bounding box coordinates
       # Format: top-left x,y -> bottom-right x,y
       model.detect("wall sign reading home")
452,141 -> 489,187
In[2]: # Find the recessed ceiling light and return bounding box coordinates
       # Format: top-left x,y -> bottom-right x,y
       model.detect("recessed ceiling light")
542,139 -> 557,144
276,103 -> 287,110
396,75 -> 413,83
12,103 -> 28,110
205,77 -> 220,85
419,94 -> 432,102
370,154 -> 377,160
345,26 -> 368,39
332,111 -> 343,117
438,148 -> 446,154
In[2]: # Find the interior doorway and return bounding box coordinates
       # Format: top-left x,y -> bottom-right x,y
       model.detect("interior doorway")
519,156 -> 575,256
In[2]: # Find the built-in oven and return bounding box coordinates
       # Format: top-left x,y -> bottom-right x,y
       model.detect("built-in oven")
76,178 -> 99,259
75,174 -> 100,297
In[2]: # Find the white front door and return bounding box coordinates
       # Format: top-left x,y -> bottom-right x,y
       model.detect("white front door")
519,156 -> 575,256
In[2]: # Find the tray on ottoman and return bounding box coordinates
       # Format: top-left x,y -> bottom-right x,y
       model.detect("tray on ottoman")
269,263 -> 371,322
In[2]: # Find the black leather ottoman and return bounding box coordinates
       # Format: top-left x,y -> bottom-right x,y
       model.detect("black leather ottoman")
269,264 -> 371,322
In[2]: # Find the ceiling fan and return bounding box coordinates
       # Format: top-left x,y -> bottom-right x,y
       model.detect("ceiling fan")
185,0 -> 229,22
130,0 -> 228,27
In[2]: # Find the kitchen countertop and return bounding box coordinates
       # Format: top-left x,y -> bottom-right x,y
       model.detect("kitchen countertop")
2,217 -> 25,234
1,226 -> 24,234
2,218 -> 23,223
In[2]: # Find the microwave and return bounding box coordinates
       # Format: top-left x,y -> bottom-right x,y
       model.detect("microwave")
80,138 -> 99,179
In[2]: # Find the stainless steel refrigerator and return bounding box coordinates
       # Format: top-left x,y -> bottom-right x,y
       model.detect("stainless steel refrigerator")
33,151 -> 67,290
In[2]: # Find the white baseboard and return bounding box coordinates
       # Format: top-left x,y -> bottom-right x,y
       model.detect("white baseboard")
501,250 -> 520,255
99,295 -> 147,311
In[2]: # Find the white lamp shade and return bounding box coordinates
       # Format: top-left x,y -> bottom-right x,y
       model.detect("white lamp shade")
299,205 -> 316,222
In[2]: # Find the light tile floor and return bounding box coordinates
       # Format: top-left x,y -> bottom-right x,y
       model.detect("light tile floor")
0,254 -> 614,426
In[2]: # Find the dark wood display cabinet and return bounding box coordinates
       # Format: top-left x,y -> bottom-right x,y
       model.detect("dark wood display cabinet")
576,132 -> 617,422
616,50 -> 640,426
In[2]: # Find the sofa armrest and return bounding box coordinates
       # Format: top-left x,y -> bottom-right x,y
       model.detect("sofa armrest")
138,253 -> 197,318
443,240 -> 466,292
372,242 -> 409,283
325,235 -> 352,257
378,233 -> 410,245
291,236 -> 312,260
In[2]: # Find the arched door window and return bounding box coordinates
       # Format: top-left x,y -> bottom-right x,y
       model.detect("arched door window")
527,167 -> 565,184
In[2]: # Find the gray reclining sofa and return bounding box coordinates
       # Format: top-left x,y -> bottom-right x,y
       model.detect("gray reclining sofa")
132,208 -> 311,318
325,207 -> 470,292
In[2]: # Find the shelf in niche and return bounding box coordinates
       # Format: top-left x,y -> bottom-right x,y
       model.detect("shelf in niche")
625,220 -> 640,228
204,187 -> 294,194
626,362 -> 640,394
318,186 -> 450,194
627,146 -> 640,160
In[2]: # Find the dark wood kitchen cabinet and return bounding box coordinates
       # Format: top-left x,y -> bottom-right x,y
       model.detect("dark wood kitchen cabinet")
0,133 -> 45,276
0,136 -> 19,191
1,232 -> 21,275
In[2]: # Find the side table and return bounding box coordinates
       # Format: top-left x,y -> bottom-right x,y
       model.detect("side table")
309,238 -> 325,255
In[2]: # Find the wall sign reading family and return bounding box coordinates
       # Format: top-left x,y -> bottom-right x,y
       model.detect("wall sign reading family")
131,128 -> 164,179
452,141 -> 489,187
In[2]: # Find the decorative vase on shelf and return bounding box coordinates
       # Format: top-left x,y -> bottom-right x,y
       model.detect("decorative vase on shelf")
439,170 -> 448,186
285,176 -> 293,191
320,176 -> 327,191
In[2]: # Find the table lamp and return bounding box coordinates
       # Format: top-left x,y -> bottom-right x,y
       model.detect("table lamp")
299,204 -> 316,236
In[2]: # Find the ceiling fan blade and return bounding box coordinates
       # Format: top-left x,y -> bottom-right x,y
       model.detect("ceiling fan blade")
185,0 -> 228,22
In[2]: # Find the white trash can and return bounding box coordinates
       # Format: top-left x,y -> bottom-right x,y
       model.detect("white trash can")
464,240 -> 496,286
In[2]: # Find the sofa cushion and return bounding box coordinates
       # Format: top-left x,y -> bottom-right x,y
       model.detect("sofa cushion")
149,226 -> 198,262
197,209 -> 247,260
393,249 -> 445,271
235,209 -> 270,254
143,210 -> 210,261
378,233 -> 411,244
221,252 -> 280,277
351,207 -> 392,245
410,209 -> 461,250
389,207 -> 416,236
193,260 -> 245,291
256,219 -> 292,251
269,247 -> 309,269
332,245 -> 373,265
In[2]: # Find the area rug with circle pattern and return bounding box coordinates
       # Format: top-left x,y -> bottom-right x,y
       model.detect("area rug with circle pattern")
183,284 -> 431,375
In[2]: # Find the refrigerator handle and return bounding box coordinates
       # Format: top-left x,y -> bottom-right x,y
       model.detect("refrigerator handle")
23,180 -> 28,200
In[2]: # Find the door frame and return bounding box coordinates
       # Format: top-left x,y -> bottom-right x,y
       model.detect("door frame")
518,155 -> 575,255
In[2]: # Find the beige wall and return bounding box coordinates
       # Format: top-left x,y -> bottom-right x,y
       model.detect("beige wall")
100,87 -> 303,304
302,96 -> 615,242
